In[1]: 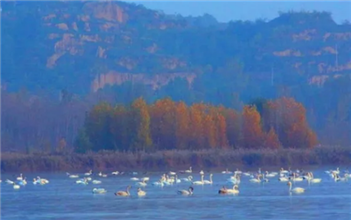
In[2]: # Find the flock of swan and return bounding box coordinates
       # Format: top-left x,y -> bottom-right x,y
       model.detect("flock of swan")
2,174 -> 50,189
2,167 -> 349,197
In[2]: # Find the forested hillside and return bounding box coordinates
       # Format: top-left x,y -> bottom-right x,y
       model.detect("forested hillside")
1,1 -> 351,152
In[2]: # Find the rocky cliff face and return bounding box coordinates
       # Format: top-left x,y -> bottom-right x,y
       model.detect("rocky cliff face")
91,72 -> 196,92
2,1 -> 192,93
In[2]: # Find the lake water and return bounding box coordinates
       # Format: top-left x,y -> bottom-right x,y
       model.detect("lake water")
1,168 -> 351,220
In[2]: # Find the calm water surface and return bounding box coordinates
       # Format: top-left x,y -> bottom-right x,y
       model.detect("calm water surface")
1,167 -> 351,220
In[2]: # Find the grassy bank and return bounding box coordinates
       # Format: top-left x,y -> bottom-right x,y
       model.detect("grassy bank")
1,146 -> 350,172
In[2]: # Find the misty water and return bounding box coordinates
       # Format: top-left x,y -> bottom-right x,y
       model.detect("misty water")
1,167 -> 351,220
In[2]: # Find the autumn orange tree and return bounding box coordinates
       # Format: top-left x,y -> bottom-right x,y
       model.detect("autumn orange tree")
130,97 -> 152,151
214,113 -> 229,149
241,105 -> 264,149
175,101 -> 190,149
220,107 -> 241,148
263,127 -> 281,149
188,104 -> 205,149
262,97 -> 318,149
75,96 -> 318,152
149,98 -> 177,150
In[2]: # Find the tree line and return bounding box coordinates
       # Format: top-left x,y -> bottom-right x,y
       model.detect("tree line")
75,97 -> 318,153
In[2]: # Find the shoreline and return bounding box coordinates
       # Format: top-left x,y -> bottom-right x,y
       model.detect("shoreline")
1,146 -> 350,173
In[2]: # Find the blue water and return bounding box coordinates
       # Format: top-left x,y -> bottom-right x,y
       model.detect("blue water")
1,168 -> 351,220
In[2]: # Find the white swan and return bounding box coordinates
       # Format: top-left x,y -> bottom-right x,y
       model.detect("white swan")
13,183 -> 20,189
169,171 -> 176,175
332,167 -> 340,175
192,174 -> 204,185
307,172 -> 321,183
16,173 -> 23,181
92,180 -> 102,184
141,177 -> 149,182
203,174 -> 213,184
265,171 -> 276,178
41,179 -> 49,184
6,179 -> 14,185
115,186 -> 131,197
250,175 -> 261,183
199,170 -> 204,175
69,174 -> 79,178
137,188 -> 146,197
291,173 -> 303,182
85,170 -> 92,176
219,185 -> 239,195
130,177 -> 139,181
228,175 -> 241,185
280,168 -> 289,174
168,177 -> 175,184
76,178 -> 88,185
229,173 -> 238,181
243,172 -> 251,176
92,188 -> 107,194
228,185 -> 240,194
33,177 -> 49,185
136,180 -> 147,187
234,169 -> 242,175
293,177 -> 303,182
177,186 -> 194,195
288,181 -> 305,194
181,176 -> 193,182
111,171 -> 119,175
279,176 -> 289,182
221,168 -> 232,174
98,172 -> 108,178
160,175 -> 172,185
185,167 -> 192,173
310,178 -> 322,183
174,175 -> 181,183
36,176 -> 49,184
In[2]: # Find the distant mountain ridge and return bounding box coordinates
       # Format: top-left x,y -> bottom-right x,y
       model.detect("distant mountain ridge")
2,1 -> 351,95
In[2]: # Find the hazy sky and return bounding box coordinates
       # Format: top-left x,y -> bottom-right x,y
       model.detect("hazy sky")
129,1 -> 351,24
